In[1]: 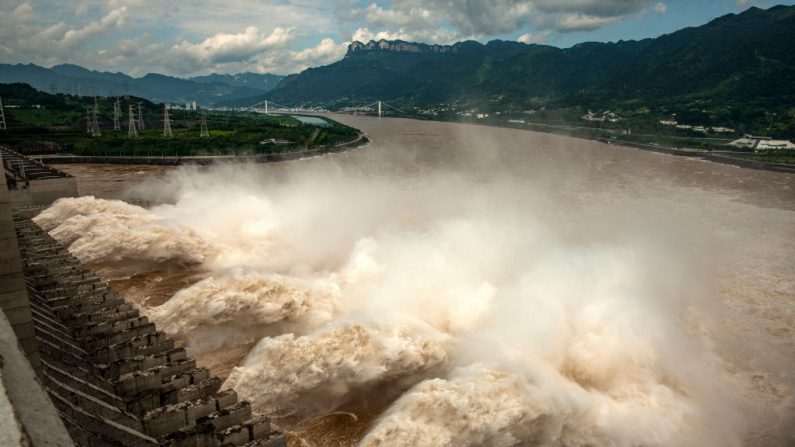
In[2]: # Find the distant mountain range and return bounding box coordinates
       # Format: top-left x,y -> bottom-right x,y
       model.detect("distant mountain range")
255,4 -> 795,119
0,63 -> 284,106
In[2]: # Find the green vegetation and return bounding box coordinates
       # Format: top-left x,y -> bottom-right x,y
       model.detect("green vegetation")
258,5 -> 795,139
722,150 -> 795,165
0,83 -> 360,157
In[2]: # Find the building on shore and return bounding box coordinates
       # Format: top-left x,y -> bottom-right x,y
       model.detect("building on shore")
729,135 -> 795,151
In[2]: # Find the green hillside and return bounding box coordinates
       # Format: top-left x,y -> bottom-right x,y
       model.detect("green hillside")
256,5 -> 795,137
0,83 -> 360,156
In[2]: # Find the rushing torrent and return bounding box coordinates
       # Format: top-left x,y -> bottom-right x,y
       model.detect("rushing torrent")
35,119 -> 795,446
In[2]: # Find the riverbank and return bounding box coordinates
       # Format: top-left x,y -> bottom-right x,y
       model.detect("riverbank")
596,138 -> 795,174
32,133 -> 369,166
372,113 -> 795,174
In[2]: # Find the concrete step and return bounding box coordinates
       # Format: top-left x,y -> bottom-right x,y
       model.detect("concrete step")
47,390 -> 159,447
41,358 -> 124,408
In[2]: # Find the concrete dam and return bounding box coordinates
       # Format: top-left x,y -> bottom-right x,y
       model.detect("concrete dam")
1,146 -> 286,446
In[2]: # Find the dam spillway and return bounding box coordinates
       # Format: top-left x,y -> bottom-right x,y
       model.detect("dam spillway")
1,148 -> 286,446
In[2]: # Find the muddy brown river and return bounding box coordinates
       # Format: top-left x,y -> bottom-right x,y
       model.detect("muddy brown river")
44,115 -> 793,446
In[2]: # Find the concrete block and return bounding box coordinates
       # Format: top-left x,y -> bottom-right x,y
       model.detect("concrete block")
144,406 -> 189,438
245,415 -> 271,441
186,398 -> 217,424
215,389 -> 238,410
115,370 -> 162,396
161,424 -> 216,447
217,425 -> 250,445
199,402 -> 251,433
127,391 -> 162,416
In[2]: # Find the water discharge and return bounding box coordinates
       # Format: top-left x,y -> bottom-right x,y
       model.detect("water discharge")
37,116 -> 795,446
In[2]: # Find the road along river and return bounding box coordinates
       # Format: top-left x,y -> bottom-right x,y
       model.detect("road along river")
41,115 -> 794,447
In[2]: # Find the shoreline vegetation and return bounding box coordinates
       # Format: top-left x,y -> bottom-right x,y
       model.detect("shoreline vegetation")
0,83 -> 364,164
0,82 -> 791,172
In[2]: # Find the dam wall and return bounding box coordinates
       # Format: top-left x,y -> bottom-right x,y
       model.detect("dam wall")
1,145 -> 74,446
0,149 -> 41,367
1,149 -> 287,446
3,146 -> 79,206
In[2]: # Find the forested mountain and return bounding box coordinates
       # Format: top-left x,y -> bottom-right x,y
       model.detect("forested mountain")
259,5 -> 795,119
0,63 -> 282,106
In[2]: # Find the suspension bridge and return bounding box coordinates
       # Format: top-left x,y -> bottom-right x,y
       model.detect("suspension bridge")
246,99 -> 410,117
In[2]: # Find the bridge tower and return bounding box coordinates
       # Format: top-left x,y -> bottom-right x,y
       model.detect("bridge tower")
200,111 -> 209,138
128,104 -> 138,137
0,96 -> 6,131
112,98 -> 121,130
163,104 -> 173,138
378,101 -> 382,117
137,102 -> 145,130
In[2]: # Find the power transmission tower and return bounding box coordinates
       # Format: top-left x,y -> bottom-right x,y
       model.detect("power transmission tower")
200,111 -> 209,138
137,102 -> 145,130
86,108 -> 92,133
113,98 -> 121,130
163,104 -> 172,138
0,96 -> 6,131
128,104 -> 138,137
91,97 -> 102,137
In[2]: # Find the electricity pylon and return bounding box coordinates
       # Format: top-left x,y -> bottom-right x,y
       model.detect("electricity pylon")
137,102 -> 145,130
113,98 -> 121,130
163,104 -> 172,138
200,111 -> 209,138
91,97 -> 102,137
128,104 -> 138,137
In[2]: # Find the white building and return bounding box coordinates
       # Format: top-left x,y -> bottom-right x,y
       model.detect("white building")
729,135 -> 795,151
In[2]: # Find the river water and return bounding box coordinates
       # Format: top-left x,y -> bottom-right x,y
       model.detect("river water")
43,115 -> 794,447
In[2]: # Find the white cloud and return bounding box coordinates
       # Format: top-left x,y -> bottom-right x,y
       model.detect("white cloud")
12,3 -> 34,21
345,0 -> 656,38
652,2 -> 667,14
517,31 -> 550,44
351,27 -> 460,44
58,6 -> 127,48
0,0 -> 679,76
171,26 -> 294,65
557,13 -> 620,32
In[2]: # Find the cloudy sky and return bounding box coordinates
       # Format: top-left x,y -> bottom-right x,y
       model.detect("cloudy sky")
0,0 -> 791,77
